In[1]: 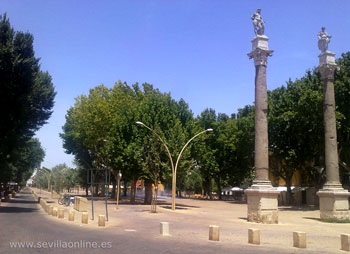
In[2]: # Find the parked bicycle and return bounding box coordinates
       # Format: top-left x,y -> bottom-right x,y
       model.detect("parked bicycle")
58,194 -> 75,206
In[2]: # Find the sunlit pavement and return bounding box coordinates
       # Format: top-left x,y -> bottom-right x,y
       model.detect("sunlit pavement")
0,188 -> 347,253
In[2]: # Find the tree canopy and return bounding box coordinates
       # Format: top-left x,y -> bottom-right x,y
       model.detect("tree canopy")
0,14 -> 56,186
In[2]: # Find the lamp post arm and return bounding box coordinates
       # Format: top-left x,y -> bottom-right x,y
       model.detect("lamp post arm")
174,130 -> 209,175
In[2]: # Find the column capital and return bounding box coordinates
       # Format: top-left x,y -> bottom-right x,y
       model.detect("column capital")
248,48 -> 273,66
317,64 -> 339,81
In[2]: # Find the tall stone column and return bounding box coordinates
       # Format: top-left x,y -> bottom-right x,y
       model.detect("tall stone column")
316,27 -> 350,221
245,33 -> 280,224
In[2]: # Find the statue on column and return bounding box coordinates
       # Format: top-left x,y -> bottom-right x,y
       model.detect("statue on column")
251,9 -> 265,36
318,27 -> 331,53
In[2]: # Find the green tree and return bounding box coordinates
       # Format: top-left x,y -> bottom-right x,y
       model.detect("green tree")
0,14 -> 55,186
335,52 -> 350,187
268,72 -> 324,204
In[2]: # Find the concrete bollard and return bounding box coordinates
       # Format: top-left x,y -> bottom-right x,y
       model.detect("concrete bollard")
248,228 -> 260,245
341,234 -> 350,252
81,212 -> 88,224
8,194 -> 12,199
46,205 -> 51,214
98,215 -> 106,227
293,231 -> 306,248
160,222 -> 170,236
43,201 -> 48,212
48,206 -> 53,215
209,225 -> 220,241
68,210 -> 75,221
58,208 -> 65,219
52,207 -> 58,217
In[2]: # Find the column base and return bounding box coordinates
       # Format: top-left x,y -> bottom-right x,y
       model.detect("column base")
245,187 -> 280,224
317,189 -> 350,221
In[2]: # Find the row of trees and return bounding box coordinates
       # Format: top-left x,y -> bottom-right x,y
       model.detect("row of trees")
0,14 -> 56,189
32,164 -> 79,193
60,83 -> 255,202
61,52 -> 350,204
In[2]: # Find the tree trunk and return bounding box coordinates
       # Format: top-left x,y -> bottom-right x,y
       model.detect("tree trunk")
216,178 -> 222,200
123,180 -> 127,197
286,178 -> 292,205
144,179 -> 153,204
130,178 -> 136,203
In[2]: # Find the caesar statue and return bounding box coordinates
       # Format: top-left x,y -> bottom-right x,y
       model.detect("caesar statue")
251,9 -> 264,36
318,27 -> 331,53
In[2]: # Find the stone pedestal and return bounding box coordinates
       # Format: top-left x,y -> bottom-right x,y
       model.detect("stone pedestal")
317,190 -> 350,221
246,35 -> 279,224
245,188 -> 280,224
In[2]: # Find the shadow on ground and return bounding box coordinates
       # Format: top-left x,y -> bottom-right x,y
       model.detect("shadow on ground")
302,217 -> 321,222
0,206 -> 39,213
4,199 -> 38,204
160,203 -> 200,210
279,206 -> 317,211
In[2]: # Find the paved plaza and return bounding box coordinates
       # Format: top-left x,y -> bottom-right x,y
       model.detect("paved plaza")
1,187 -> 349,253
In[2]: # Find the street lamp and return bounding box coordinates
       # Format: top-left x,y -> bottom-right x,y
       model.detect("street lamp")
136,121 -> 213,210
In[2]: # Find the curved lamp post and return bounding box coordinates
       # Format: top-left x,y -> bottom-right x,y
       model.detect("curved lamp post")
136,121 -> 213,210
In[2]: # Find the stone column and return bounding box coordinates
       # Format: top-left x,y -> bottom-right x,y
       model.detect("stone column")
245,35 -> 280,224
316,51 -> 350,221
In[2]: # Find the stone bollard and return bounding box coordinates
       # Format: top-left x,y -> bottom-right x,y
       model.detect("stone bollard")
58,208 -> 65,219
68,210 -> 75,221
48,206 -> 53,215
46,205 -> 51,214
160,222 -> 170,236
341,234 -> 350,252
42,201 -> 47,211
98,215 -> 106,227
81,212 -> 88,224
43,201 -> 48,212
248,228 -> 260,245
52,207 -> 58,217
209,225 -> 220,241
293,231 -> 306,248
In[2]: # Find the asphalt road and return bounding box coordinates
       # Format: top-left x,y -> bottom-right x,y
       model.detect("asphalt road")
0,188 -> 329,254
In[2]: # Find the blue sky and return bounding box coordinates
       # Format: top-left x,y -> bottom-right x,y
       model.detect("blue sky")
1,0 -> 350,169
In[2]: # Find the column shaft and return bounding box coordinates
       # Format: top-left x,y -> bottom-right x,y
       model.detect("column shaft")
322,77 -> 341,188
254,65 -> 269,183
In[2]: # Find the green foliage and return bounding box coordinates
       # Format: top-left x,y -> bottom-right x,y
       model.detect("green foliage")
0,13 -> 55,185
335,52 -> 350,183
34,163 -> 78,193
61,82 -> 194,201
268,72 -> 324,188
